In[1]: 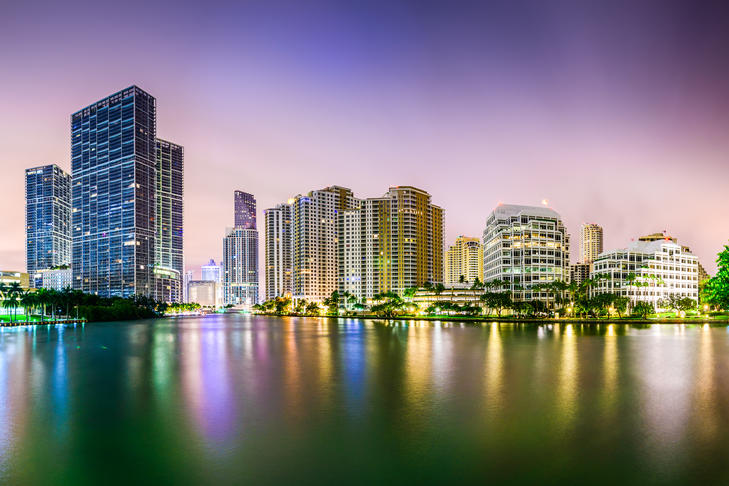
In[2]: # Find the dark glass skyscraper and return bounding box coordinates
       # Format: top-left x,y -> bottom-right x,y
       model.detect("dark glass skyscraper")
25,164 -> 72,287
71,86 -> 157,297
155,139 -> 184,275
234,190 -> 257,229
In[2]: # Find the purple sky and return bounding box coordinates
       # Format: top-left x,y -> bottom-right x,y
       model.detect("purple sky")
1,0 -> 728,275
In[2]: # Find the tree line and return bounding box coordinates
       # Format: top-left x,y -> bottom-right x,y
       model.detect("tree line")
0,284 -> 170,323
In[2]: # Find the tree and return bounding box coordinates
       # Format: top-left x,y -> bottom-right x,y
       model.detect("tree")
632,301 -> 654,319
3,294 -> 19,322
371,292 -> 405,318
294,299 -> 307,314
480,291 -> 512,317
704,244 -> 729,310
323,291 -> 340,315
459,275 -> 466,284
403,287 -> 418,299
305,302 -> 321,315
433,283 -> 446,295
274,296 -> 292,315
470,277 -> 484,290
20,291 -> 35,322
613,296 -> 630,318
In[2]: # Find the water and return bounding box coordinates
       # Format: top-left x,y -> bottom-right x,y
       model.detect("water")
1,315 -> 729,485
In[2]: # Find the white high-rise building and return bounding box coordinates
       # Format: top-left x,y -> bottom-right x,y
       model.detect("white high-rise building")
580,223 -> 603,264
591,239 -> 699,310
201,259 -> 222,284
291,186 -> 357,302
483,204 -> 570,302
183,271 -> 193,303
264,203 -> 293,300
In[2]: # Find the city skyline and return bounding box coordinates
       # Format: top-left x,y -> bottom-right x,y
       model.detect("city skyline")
2,1 -> 729,276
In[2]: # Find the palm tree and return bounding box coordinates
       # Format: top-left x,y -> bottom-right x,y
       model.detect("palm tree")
20,291 -> 35,323
6,282 -> 24,322
3,294 -> 19,323
35,288 -> 49,323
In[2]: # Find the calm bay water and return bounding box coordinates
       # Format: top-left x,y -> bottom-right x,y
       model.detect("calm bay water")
2,315 -> 729,485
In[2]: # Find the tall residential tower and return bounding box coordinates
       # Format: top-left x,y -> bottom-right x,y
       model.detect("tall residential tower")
579,223 -> 603,264
25,164 -> 72,288
264,203 -> 293,300
223,191 -> 259,306
444,236 -> 483,287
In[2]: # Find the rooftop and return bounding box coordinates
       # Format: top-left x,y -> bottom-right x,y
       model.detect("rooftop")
491,204 -> 561,220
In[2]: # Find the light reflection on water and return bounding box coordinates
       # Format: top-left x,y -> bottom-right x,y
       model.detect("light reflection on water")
1,317 -> 729,484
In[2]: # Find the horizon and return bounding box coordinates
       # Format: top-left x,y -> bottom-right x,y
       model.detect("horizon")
2,0 -> 728,276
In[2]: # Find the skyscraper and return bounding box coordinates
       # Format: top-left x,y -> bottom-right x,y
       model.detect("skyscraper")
223,227 -> 259,306
201,259 -> 222,284
292,186 -> 357,301
234,190 -> 257,229
483,204 -> 570,303
383,186 -> 444,294
155,139 -> 184,276
25,164 -> 72,288
264,203 -> 293,300
337,186 -> 444,302
580,223 -> 603,264
444,236 -> 483,287
224,192 -> 259,306
71,86 -> 157,297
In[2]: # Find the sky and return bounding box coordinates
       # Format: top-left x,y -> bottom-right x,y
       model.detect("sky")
1,0 -> 728,275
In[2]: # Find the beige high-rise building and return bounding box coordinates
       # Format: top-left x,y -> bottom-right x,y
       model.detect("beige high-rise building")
337,186 -> 444,302
444,236 -> 483,286
580,223 -> 604,264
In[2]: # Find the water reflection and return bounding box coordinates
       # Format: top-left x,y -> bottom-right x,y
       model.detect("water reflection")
2,319 -> 729,484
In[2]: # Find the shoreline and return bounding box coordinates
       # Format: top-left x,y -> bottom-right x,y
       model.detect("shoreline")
249,313 -> 723,325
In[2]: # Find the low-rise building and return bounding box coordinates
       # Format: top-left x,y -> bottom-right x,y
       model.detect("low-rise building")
591,239 -> 699,310
38,268 -> 73,290
411,288 -> 484,310
0,271 -> 30,289
188,280 -> 217,307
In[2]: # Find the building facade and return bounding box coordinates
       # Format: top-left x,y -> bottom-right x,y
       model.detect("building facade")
264,203 -> 293,300
223,227 -> 259,306
39,268 -> 73,290
591,240 -> 699,310
201,259 -> 222,283
579,223 -> 603,264
291,186 -> 357,302
71,86 -> 157,298
444,236 -> 483,287
337,186 -> 444,303
188,280 -> 217,307
25,164 -> 72,288
0,271 -> 30,289
569,263 -> 590,286
234,190 -> 257,229
183,270 -> 193,303
155,139 -> 184,277
483,204 -> 570,302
